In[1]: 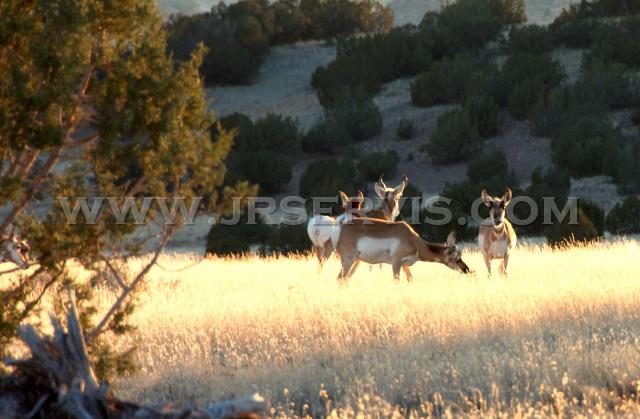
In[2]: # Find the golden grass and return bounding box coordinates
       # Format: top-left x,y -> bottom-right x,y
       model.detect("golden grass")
92,241 -> 640,416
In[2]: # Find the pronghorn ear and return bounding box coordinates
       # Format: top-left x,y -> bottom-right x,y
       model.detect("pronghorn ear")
392,175 -> 408,199
446,231 -> 456,247
481,189 -> 492,207
374,180 -> 386,198
357,190 -> 364,200
338,191 -> 349,206
502,188 -> 512,206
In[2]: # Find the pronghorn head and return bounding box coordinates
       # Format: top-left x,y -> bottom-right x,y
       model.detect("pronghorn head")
0,234 -> 30,269
339,190 -> 364,214
481,188 -> 512,227
442,231 -> 471,274
374,175 -> 408,220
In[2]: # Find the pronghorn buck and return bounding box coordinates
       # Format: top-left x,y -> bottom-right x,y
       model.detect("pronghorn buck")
478,188 -> 517,277
307,191 -> 364,268
334,218 -> 471,282
367,175 -> 408,221
0,233 -> 30,269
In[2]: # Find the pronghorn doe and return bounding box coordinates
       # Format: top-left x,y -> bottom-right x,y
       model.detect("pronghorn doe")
307,191 -> 364,268
478,188 -> 516,277
334,218 -> 470,282
0,233 -> 30,269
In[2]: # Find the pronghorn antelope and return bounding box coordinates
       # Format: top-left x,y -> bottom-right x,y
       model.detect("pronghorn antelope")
478,188 -> 517,277
307,191 -> 364,268
307,175 -> 409,268
334,218 -> 471,282
366,175 -> 408,221
0,234 -> 30,269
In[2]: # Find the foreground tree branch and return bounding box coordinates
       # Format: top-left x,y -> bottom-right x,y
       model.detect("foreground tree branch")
0,292 -> 268,418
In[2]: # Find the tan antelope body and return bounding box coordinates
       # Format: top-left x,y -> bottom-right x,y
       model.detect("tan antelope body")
478,188 -> 517,277
335,218 -> 470,281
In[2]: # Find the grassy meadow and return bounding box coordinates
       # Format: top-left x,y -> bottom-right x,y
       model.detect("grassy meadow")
78,240 -> 640,416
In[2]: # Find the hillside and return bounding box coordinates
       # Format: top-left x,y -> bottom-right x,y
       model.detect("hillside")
172,0 -> 637,251
205,43 -> 620,200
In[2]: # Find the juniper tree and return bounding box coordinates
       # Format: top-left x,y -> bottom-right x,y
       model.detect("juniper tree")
0,0 -> 254,378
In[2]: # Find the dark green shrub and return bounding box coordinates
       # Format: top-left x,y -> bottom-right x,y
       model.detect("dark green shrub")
311,53 -> 381,106
411,54 -> 478,107
413,178 -> 477,242
559,0 -> 640,18
487,0 -> 527,24
242,151 -> 292,193
528,87 -> 572,137
396,118 -> 415,140
262,223 -> 311,255
416,206 -> 475,243
330,99 -> 383,142
243,113 -> 301,151
502,52 -> 565,119
313,25 -> 436,106
463,94 -> 500,137
550,12 -> 602,48
437,0 -> 503,53
271,0 -> 306,44
302,99 -> 383,152
544,207 -> 601,246
302,117 -> 349,153
338,26 -> 436,81
425,109 -> 483,164
315,0 -> 393,40
507,25 -> 554,54
466,150 -> 517,190
213,112 -> 300,193
578,200 -> 605,236
573,59 -> 640,109
464,63 -> 505,105
167,0 -> 393,87
440,151 -> 519,226
299,157 -> 360,212
206,212 -> 270,256
590,18 -> 640,69
615,141 -> 640,194
432,181 -> 482,241
357,150 -> 400,181
552,115 -> 624,177
513,166 -> 571,236
605,196 -> 640,234
166,10 -> 268,85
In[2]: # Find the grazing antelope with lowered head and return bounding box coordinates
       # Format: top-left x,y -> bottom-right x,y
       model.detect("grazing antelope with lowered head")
478,188 -> 516,277
0,233 -> 30,269
333,218 -> 471,282
307,191 -> 364,268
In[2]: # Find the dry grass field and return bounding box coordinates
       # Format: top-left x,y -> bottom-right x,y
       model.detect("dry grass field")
78,240 -> 640,416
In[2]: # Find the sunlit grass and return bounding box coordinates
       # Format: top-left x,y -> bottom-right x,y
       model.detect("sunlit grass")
93,240 -> 640,416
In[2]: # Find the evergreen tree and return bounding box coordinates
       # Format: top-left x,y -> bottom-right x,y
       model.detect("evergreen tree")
0,0 -> 253,378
